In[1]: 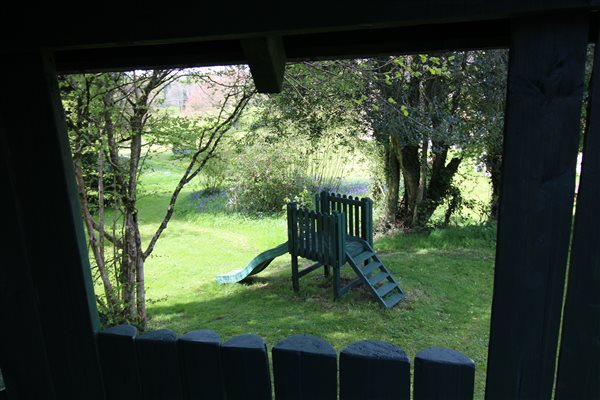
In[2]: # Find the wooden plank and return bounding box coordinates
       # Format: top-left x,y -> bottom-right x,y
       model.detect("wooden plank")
414,347 -> 474,400
0,121 -> 56,399
221,334 -> 272,400
0,51 -> 104,399
241,36 -> 286,93
287,203 -> 296,254
354,204 -> 360,237
136,329 -> 183,400
178,330 -> 224,400
555,20 -> 600,400
273,335 -> 337,400
7,2 -> 590,53
97,325 -> 141,400
340,340 -> 410,400
310,213 -> 317,260
485,13 -> 588,400
318,212 -> 325,264
348,199 -> 354,235
342,196 -> 348,236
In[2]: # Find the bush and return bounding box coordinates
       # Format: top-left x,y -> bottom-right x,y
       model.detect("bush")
227,142 -> 310,214
227,132 -> 363,215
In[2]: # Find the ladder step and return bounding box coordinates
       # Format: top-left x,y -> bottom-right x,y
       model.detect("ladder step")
376,282 -> 397,297
361,261 -> 382,275
384,292 -> 404,309
368,271 -> 389,285
353,251 -> 375,265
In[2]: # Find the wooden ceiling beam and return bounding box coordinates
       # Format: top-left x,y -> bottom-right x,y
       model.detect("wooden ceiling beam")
241,36 -> 286,93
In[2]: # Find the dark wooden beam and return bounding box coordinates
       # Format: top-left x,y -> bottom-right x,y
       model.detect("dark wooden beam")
3,2 -> 593,51
241,36 -> 286,93
0,51 -> 104,399
0,114 -> 56,399
54,19 -> 510,75
555,16 -> 600,399
55,40 -> 245,74
284,19 -> 509,61
485,13 -> 588,399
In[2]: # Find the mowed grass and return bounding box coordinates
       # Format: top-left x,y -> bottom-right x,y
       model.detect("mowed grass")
133,151 -> 496,398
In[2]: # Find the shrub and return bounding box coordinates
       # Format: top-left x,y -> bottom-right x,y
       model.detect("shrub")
228,142 -> 310,214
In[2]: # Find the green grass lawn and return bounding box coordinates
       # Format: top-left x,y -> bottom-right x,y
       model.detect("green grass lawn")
128,150 -> 497,398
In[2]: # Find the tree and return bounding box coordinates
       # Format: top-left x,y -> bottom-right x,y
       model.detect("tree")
61,69 -> 254,328
255,53 -> 507,229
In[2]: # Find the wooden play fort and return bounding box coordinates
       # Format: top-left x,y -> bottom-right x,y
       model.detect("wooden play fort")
217,192 -> 404,308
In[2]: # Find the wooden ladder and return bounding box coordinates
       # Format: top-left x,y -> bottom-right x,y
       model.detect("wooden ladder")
346,239 -> 404,309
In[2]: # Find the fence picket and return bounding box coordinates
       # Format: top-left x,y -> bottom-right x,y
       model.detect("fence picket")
221,334 -> 272,400
414,347 -> 475,400
178,330 -> 224,400
340,340 -> 410,400
97,324 -> 141,400
273,335 -> 337,400
136,329 -> 183,400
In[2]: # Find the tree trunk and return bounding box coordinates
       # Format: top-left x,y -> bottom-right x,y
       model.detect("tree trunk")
412,137 -> 429,226
395,138 -> 420,228
488,153 -> 502,220
384,137 -> 401,224
416,141 -> 462,226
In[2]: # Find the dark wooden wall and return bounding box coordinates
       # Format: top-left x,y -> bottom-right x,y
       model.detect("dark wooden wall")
1,4 -> 600,400
0,52 -> 104,399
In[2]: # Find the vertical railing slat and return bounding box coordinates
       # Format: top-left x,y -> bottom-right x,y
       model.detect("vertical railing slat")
136,329 -> 183,400
354,203 -> 360,237
348,197 -> 354,236
310,212 -> 317,260
273,335 -> 337,400
178,330 -> 224,400
97,325 -> 141,400
414,347 -> 475,400
221,334 -> 272,400
340,340 -> 410,400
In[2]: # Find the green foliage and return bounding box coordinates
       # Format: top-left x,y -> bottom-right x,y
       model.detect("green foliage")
227,132 -> 358,215
227,141 -> 310,214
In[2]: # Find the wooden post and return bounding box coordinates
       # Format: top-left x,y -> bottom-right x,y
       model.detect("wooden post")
136,329 -> 183,400
221,335 -> 272,400
241,35 -> 286,94
340,340 -> 410,400
414,347 -> 475,400
178,330 -> 224,400
332,213 -> 343,299
485,14 -> 588,400
0,51 -> 104,399
0,127 -> 56,398
361,198 -> 373,247
97,325 -> 141,400
288,203 -> 300,292
320,191 -> 330,214
555,18 -> 600,400
272,335 -> 337,400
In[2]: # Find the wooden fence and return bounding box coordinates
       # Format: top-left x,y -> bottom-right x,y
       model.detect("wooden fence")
97,325 -> 475,400
287,203 -> 346,268
315,192 -> 373,246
